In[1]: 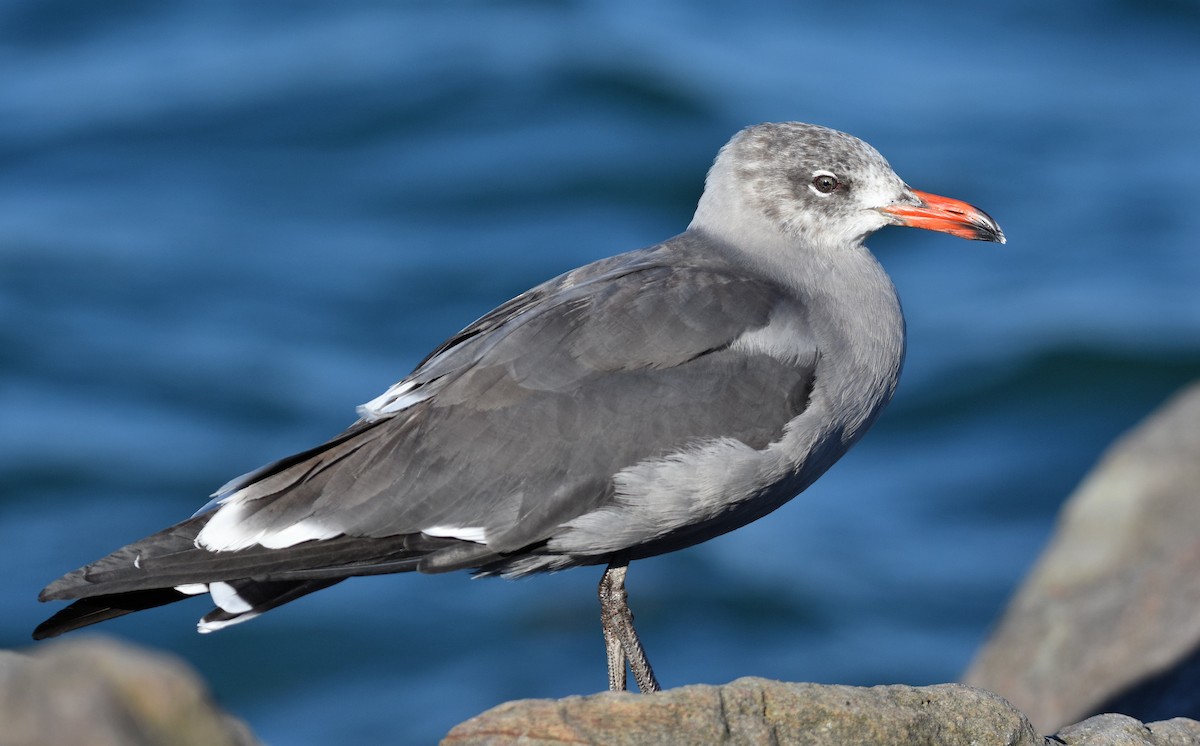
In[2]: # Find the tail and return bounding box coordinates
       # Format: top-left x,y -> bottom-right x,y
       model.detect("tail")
34,588 -> 197,639
33,512 -> 492,640
33,579 -> 339,640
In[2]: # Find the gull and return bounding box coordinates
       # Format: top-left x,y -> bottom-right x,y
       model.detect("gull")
35,122 -> 1004,693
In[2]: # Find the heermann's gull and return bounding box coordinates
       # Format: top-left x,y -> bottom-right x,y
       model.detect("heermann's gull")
34,122 -> 1004,693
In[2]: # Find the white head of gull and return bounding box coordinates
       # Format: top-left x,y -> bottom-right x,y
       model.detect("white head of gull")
36,122 -> 1004,694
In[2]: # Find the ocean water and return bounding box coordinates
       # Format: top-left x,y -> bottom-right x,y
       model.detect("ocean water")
2,1 -> 1199,742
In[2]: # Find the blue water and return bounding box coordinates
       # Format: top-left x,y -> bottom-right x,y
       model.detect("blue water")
3,1 -> 1199,742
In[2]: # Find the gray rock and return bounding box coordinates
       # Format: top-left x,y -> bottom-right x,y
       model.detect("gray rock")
1055,714 -> 1200,746
965,381 -> 1200,732
440,677 -> 1200,745
0,637 -> 259,746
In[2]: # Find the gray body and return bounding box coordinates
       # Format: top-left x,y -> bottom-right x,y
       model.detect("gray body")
35,122 -> 1000,645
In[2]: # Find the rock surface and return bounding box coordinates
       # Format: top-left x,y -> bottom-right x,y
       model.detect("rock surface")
440,677 -> 1200,745
965,381 -> 1200,732
1056,714 -> 1200,746
0,637 -> 259,746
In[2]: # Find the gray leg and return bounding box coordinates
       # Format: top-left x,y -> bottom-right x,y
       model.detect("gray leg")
598,558 -> 660,693
599,564 -> 628,692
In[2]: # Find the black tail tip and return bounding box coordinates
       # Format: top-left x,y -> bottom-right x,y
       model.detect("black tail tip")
32,588 -> 193,640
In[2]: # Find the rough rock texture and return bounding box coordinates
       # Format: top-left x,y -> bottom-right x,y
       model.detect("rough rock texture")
442,678 -> 1042,745
1056,714 -> 1200,746
0,637 -> 259,746
965,381 -> 1200,732
440,677 -> 1200,745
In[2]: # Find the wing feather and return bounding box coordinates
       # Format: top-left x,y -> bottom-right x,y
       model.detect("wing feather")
205,244 -> 817,556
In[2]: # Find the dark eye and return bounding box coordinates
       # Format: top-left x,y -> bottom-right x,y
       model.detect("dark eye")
812,172 -> 839,194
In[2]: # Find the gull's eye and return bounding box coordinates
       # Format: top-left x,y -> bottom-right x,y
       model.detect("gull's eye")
811,171 -> 839,195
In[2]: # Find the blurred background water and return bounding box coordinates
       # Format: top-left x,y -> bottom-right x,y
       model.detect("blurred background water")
2,0 -> 1199,742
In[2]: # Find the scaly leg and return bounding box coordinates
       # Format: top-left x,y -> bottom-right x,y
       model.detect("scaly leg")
598,558 -> 660,693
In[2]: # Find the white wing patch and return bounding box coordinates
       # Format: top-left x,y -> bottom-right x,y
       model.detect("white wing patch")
357,379 -> 430,421
194,501 -> 254,550
194,583 -> 261,633
198,611 -> 261,634
422,525 -> 489,544
209,582 -> 253,614
257,518 -> 342,548
195,501 -> 341,551
176,583 -> 263,633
